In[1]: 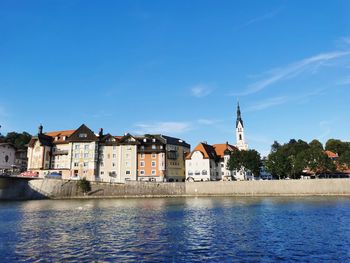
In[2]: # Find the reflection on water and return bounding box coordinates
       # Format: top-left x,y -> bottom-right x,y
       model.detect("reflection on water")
0,197 -> 349,262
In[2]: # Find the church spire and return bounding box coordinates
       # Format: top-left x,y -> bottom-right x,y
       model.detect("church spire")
236,102 -> 244,128
235,101 -> 248,150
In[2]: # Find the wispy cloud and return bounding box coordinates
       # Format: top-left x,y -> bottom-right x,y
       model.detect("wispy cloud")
337,76 -> 350,85
317,120 -> 332,142
246,96 -> 288,112
246,88 -> 326,112
133,121 -> 191,135
234,7 -> 283,31
190,84 -> 213,98
233,50 -> 350,96
197,118 -> 221,125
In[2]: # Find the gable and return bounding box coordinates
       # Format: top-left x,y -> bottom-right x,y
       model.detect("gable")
67,124 -> 98,142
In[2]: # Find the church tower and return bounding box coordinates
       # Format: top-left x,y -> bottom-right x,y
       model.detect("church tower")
235,102 -> 248,150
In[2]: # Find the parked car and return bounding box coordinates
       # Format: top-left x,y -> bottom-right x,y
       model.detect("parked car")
45,172 -> 62,179
20,171 -> 39,178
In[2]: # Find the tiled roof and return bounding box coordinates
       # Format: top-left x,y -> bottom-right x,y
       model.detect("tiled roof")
45,130 -> 76,137
213,143 -> 237,158
186,142 -> 217,160
325,150 -> 338,158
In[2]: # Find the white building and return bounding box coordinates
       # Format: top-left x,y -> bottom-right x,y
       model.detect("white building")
0,143 -> 16,173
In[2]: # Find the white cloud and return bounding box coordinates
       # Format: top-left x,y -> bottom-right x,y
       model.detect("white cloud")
233,49 -> 350,96
190,84 -> 213,98
246,96 -> 288,112
197,119 -> 221,125
134,121 -> 191,135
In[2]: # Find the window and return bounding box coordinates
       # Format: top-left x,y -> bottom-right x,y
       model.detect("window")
113,146 -> 117,150
74,162 -> 79,167
202,170 -> 207,175
101,171 -> 104,175
152,153 -> 156,159
83,162 -> 88,167
79,133 -> 87,138
107,154 -> 110,159
84,145 -> 89,150
126,170 -> 131,175
112,162 -> 116,167
113,154 -> 116,159
75,144 -> 80,150
221,163 -> 224,168
100,154 -> 104,159
74,153 -> 80,158
100,162 -> 104,167
222,172 -> 224,175
152,145 -> 156,149
152,138 -> 156,142
195,170 -> 200,175
151,170 -> 156,175
151,161 -> 156,167
141,146 -> 145,150
160,145 -> 163,149
143,138 -> 147,142
140,161 -> 145,167
126,161 -> 131,167
126,153 -> 130,159
239,134 -> 242,140
140,170 -> 145,175
84,153 -> 89,158
126,146 -> 131,150
188,171 -> 193,175
140,153 -> 145,159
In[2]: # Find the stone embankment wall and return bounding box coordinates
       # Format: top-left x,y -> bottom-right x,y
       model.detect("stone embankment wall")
26,178 -> 350,199
1,178 -> 350,200
28,179 -> 186,198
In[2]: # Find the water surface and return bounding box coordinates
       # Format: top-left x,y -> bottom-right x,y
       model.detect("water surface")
0,197 -> 349,262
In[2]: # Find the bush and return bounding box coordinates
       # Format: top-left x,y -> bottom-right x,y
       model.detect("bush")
78,178 -> 91,193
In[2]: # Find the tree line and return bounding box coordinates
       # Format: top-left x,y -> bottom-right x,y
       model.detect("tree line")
227,139 -> 350,179
0,131 -> 32,150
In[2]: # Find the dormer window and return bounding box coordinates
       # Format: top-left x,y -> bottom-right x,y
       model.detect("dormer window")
79,133 -> 87,138
63,136 -> 66,141
152,138 -> 156,142
55,137 -> 59,141
143,138 -> 147,142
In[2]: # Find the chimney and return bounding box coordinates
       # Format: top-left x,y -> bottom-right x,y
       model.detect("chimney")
98,128 -> 103,137
38,124 -> 43,135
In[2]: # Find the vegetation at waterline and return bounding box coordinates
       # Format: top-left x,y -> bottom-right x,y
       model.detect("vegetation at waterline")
265,139 -> 350,179
0,131 -> 32,150
78,178 -> 92,193
227,149 -> 262,176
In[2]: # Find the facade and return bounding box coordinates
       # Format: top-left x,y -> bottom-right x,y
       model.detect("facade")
136,134 -> 190,182
27,124 -> 190,182
185,142 -> 239,181
0,143 -> 16,173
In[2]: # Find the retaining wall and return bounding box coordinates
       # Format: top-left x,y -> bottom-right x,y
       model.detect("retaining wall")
2,178 -> 350,200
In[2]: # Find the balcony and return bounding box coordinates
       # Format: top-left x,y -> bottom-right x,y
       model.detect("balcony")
52,150 -> 69,155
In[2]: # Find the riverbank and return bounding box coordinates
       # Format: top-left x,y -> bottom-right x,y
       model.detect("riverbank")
1,177 -> 350,200
30,178 -> 350,199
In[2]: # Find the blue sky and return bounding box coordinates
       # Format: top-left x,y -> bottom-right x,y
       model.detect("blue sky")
1,0 -> 350,156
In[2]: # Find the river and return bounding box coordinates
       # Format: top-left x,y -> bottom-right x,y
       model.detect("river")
0,197 -> 349,262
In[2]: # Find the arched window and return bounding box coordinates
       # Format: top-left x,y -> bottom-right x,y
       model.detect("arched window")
195,170 -> 200,175
239,134 -> 242,140
188,170 -> 193,175
202,170 -> 207,175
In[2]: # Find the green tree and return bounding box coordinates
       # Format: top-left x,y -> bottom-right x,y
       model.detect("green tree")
227,149 -> 261,177
309,139 -> 324,151
305,148 -> 336,175
266,151 -> 291,179
325,139 -> 350,156
4,132 -> 32,149
78,178 -> 91,194
337,150 -> 350,169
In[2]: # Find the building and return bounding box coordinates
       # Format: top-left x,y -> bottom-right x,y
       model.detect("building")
27,124 -> 190,182
136,134 -> 190,182
27,124 -> 99,180
0,143 -> 16,173
186,142 -> 239,181
235,102 -> 248,151
185,102 -> 252,181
